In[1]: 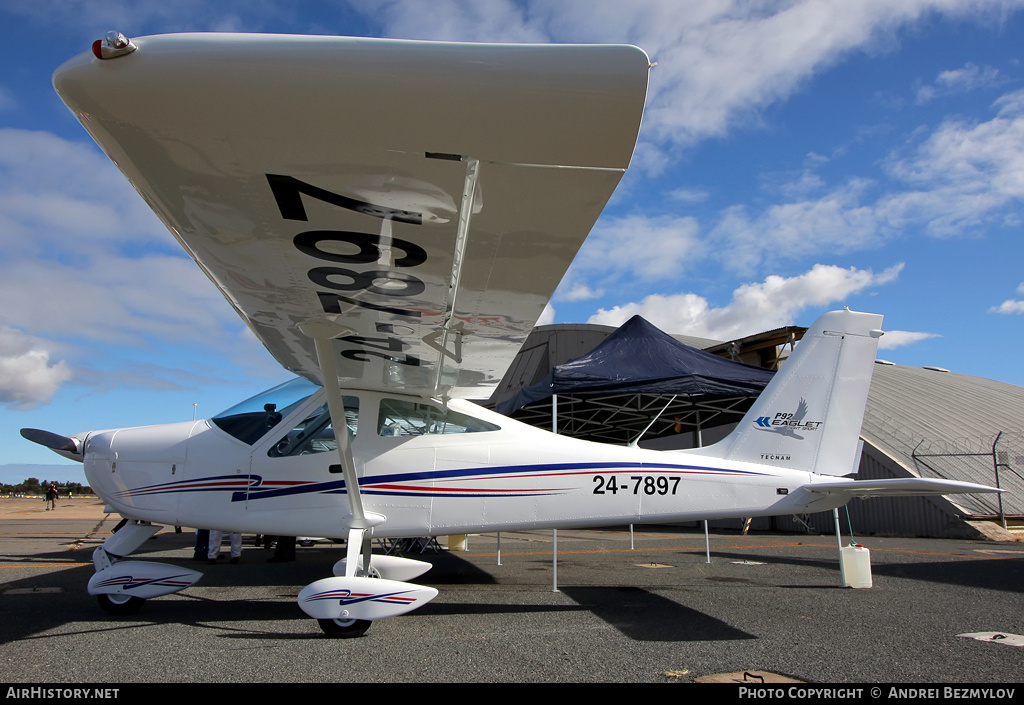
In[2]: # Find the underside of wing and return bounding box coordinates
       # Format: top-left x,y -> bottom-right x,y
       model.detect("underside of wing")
53,34 -> 651,398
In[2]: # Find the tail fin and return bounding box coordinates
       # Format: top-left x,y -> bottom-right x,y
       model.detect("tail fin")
691,309 -> 884,477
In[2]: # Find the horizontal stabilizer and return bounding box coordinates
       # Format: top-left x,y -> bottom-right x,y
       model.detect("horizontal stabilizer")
807,477 -> 1003,499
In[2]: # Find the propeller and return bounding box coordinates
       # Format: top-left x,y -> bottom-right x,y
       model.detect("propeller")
20,428 -> 82,457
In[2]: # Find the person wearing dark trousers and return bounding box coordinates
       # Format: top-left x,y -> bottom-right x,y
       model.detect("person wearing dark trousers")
45,483 -> 58,511
193,529 -> 209,562
268,536 -> 296,563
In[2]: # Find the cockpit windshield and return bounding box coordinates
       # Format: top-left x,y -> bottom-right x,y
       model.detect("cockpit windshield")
212,377 -> 320,445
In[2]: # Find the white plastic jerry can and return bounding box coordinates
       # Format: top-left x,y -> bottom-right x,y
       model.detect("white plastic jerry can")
840,544 -> 873,588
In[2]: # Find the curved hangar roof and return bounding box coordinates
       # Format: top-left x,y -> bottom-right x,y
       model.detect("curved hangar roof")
862,361 -> 1024,518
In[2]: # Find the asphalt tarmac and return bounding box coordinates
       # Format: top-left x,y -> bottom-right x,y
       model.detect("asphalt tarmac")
0,497 -> 1022,686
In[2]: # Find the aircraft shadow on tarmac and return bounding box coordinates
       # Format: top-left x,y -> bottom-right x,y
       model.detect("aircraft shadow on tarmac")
2,546 -> 751,644
704,549 -> 1024,593
2,564 -> 743,644
0,542 -> 502,644
2,537 -> 1020,645
559,586 -> 755,642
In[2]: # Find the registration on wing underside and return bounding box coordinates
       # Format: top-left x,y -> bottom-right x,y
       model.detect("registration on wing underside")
249,158 -> 630,398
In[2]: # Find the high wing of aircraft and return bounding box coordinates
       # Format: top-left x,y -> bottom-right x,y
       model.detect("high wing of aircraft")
54,32 -> 650,400
23,32 -> 1001,638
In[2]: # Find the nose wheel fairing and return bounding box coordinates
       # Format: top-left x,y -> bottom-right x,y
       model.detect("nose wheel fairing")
87,520 -> 203,614
88,561 -> 203,601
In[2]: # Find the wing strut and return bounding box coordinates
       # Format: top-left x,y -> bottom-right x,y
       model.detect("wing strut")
297,324 -> 440,632
424,157 -> 479,396
303,323 -> 385,577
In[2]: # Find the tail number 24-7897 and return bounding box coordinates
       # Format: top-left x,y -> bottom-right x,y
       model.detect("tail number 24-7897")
593,475 -> 680,495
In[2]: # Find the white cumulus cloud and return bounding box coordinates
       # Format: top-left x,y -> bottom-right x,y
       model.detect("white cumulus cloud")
355,0 -> 1024,160
877,330 -> 941,349
0,326 -> 72,408
880,89 -> 1024,236
990,282 -> 1024,314
566,213 -> 703,287
916,62 -> 1003,104
587,263 -> 904,340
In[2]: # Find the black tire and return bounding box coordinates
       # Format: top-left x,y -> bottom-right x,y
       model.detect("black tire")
96,593 -> 146,615
317,617 -> 371,638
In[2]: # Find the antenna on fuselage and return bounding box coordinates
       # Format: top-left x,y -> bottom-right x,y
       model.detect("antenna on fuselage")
628,395 -> 677,448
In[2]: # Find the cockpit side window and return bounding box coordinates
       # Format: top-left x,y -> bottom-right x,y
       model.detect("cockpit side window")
268,397 -> 359,458
377,398 -> 499,437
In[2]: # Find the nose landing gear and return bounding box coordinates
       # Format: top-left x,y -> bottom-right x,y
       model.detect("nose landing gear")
88,520 -> 203,615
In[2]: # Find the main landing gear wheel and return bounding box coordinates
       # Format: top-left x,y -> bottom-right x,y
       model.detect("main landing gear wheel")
317,617 -> 371,639
96,593 -> 146,615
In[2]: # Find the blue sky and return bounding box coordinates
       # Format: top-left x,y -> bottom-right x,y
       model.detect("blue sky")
2,0 -> 1023,468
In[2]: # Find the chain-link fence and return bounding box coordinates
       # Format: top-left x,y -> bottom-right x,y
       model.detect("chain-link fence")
864,408 -> 1024,524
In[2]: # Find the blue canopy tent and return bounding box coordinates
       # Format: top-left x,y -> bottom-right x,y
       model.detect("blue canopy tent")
494,315 -> 776,446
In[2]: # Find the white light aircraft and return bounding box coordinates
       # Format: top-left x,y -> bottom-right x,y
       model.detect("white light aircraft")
23,32 -> 1000,638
